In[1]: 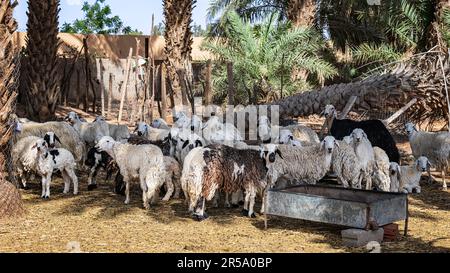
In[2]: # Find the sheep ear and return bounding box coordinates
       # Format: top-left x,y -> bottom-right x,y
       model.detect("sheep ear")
426,160 -> 431,170
319,110 -> 324,117
55,134 -> 61,144
334,140 -> 340,148
195,140 -> 203,147
276,149 -> 283,159
182,140 -> 189,149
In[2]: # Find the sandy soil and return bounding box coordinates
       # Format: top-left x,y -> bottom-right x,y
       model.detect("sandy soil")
2,105 -> 448,253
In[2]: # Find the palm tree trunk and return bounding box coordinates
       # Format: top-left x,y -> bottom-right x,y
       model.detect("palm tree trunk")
273,56 -> 450,126
24,0 -> 60,122
287,0 -> 316,27
163,0 -> 196,113
0,0 -> 24,218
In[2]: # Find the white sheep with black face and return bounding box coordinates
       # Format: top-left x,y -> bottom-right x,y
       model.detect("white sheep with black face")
95,136 -> 165,208
32,138 -> 78,198
350,128 -> 375,190
389,156 -> 430,194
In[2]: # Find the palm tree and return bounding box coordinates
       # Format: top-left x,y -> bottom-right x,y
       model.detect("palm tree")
0,0 -> 24,218
203,11 -> 336,104
24,0 -> 61,122
163,0 -> 196,111
273,54 -> 450,127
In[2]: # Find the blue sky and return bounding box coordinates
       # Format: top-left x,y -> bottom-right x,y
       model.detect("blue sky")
14,0 -> 211,34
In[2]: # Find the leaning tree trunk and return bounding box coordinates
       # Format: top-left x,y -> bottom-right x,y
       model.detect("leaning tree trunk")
273,55 -> 450,126
163,0 -> 196,113
0,0 -> 24,218
24,0 -> 60,122
287,0 -> 316,27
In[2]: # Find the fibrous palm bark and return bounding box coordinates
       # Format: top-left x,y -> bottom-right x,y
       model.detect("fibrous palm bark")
287,0 -> 316,27
0,0 -> 24,218
163,0 -> 196,111
24,0 -> 61,122
274,55 -> 450,126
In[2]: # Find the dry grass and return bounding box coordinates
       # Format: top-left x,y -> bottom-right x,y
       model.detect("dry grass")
3,105 -> 448,253
0,170 -> 449,253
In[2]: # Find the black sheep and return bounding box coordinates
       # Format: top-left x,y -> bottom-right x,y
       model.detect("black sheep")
323,105 -> 400,163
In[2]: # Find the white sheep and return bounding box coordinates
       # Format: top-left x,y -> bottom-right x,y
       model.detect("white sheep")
32,138 -> 78,198
258,115 -> 318,145
173,111 -> 202,132
151,118 -> 170,130
331,140 -> 362,188
13,120 -> 85,164
350,128 -> 375,190
65,112 -> 109,147
279,129 -> 302,147
405,122 -> 450,190
161,156 -> 182,200
388,156 -> 430,193
202,116 -> 243,145
94,116 -> 130,142
95,136 -> 165,208
372,147 -> 391,192
261,136 -> 338,187
135,122 -> 170,142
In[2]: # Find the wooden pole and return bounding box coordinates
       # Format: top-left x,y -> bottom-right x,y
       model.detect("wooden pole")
118,48 -> 133,123
338,96 -> 358,120
107,73 -> 113,118
227,62 -> 235,105
161,63 -> 167,121
204,59 -> 212,105
97,58 -> 105,117
383,98 -> 417,125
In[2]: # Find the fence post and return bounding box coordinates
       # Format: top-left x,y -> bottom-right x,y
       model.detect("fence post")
118,48 -> 133,123
161,63 -> 167,121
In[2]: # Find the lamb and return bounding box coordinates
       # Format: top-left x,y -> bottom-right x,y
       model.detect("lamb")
94,136 -> 165,208
330,140 -> 362,188
94,116 -> 130,142
405,122 -> 450,190
181,144 -> 268,220
372,147 -> 391,192
279,129 -> 302,147
65,112 -> 109,147
84,147 -> 116,191
261,136 -> 338,187
12,132 -> 65,188
13,120 -> 85,164
322,105 -> 400,163
176,129 -> 205,163
150,118 -> 170,130
32,138 -> 78,198
388,157 -> 430,193
134,122 -> 170,142
349,128 -> 375,190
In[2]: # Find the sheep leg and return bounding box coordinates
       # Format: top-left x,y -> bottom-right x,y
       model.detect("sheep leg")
162,178 -> 174,202
212,192 -> 220,208
193,197 -> 208,221
45,175 -> 51,199
87,164 -> 99,191
41,176 -> 47,198
173,182 -> 181,199
248,189 -> 257,218
242,190 -> 250,216
442,169 -> 447,191
224,193 -> 231,208
66,168 -> 78,195
124,181 -> 130,205
231,191 -> 241,207
61,170 -> 71,194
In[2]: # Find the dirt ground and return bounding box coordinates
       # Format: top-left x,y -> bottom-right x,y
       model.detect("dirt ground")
1,105 -> 449,253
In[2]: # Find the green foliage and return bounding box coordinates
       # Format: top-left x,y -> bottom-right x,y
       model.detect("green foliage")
202,11 -> 337,104
61,0 -> 140,35
352,43 -> 402,65
442,7 -> 450,48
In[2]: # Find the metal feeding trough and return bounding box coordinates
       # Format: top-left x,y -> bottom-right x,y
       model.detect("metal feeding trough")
265,185 -> 409,235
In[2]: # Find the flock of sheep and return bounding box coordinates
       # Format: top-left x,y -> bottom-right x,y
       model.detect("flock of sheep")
9,104 -> 450,221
